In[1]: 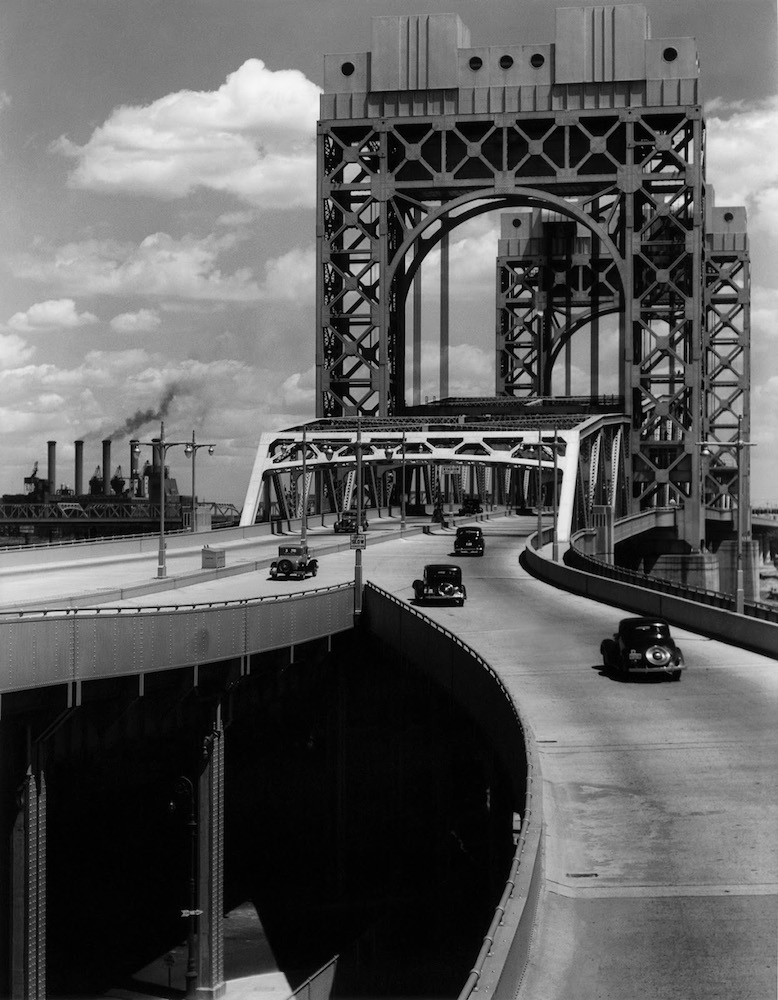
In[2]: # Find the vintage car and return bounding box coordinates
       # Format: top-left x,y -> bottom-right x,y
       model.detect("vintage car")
412,564 -> 467,606
333,510 -> 369,533
454,525 -> 485,556
457,498 -> 483,516
270,543 -> 318,580
600,617 -> 685,681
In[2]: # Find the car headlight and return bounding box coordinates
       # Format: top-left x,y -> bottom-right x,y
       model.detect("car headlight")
645,645 -> 671,666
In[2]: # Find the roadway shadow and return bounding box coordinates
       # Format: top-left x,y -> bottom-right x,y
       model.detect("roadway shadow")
591,663 -> 669,684
591,663 -> 630,682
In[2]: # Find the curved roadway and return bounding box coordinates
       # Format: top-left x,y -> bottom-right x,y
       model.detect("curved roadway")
368,520 -> 778,1000
11,517 -> 778,997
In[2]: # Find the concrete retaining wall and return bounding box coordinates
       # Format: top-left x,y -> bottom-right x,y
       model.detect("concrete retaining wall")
525,544 -> 778,660
362,584 -> 544,1000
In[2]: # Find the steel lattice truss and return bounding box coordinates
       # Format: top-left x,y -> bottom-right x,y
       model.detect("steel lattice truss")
702,226 -> 751,518
317,103 -> 752,538
241,416 -> 630,540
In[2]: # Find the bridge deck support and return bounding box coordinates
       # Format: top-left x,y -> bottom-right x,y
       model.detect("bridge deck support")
11,768 -> 46,1000
196,718 -> 226,999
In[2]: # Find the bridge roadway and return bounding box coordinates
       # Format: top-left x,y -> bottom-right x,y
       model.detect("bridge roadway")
3,518 -> 777,999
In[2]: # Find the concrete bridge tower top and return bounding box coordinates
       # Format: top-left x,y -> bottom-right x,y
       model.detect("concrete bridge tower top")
321,5 -> 700,117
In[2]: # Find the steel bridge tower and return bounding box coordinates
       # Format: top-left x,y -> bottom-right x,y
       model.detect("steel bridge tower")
316,4 -> 750,546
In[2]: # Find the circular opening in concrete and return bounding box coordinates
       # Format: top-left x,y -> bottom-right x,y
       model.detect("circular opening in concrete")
530,53 -> 545,68
499,55 -> 514,70
512,218 -> 522,229
469,56 -> 483,71
723,211 -> 734,222
341,61 -> 355,77
662,47 -> 678,62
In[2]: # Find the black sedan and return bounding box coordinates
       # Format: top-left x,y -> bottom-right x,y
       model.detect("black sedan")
600,617 -> 685,681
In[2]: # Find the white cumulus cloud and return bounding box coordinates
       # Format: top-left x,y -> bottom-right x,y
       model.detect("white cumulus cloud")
0,333 -> 35,367
109,309 -> 162,334
705,95 -> 778,231
53,59 -> 321,209
7,299 -> 98,333
11,233 -> 263,302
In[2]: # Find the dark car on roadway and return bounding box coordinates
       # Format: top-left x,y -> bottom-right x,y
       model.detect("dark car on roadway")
412,564 -> 467,606
454,525 -> 485,556
334,510 -> 369,533
270,543 -> 318,580
458,498 -> 483,516
600,617 -> 685,681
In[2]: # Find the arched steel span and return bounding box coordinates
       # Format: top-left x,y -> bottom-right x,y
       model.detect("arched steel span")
394,189 -> 627,294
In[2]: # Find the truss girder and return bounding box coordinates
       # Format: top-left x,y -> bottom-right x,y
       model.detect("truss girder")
317,100 -> 715,539
241,418 -> 631,547
701,243 -> 751,516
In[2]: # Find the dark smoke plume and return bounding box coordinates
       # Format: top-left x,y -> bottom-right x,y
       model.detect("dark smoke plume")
87,384 -> 183,442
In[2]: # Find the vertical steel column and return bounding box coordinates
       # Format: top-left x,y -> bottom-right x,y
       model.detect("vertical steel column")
11,768 -> 46,1000
378,124 -> 391,417
440,227 -> 449,399
197,719 -> 225,998
413,209 -> 423,408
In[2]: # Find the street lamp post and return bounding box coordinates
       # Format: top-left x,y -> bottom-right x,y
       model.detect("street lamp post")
184,431 -> 216,533
134,421 -> 206,578
536,431 -> 544,549
400,432 -> 407,530
300,424 -> 308,544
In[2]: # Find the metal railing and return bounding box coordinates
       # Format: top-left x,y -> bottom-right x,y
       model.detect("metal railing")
566,544 -> 778,624
0,583 -> 356,694
285,955 -> 338,1000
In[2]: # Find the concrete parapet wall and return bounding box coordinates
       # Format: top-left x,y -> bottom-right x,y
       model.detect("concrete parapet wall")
525,543 -> 778,660
362,584 -> 543,999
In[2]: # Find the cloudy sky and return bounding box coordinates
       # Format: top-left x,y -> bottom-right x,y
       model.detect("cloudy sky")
1,0 -> 776,506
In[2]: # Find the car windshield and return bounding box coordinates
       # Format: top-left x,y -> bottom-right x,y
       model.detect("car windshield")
279,546 -> 304,556
457,528 -> 481,537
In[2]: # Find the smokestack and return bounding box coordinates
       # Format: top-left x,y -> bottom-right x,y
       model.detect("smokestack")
75,440 -> 84,495
130,439 -> 140,479
47,441 -> 56,496
102,439 -> 111,495
152,438 -> 161,473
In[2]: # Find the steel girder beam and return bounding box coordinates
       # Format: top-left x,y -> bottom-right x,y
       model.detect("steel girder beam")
315,106 -> 710,543
496,211 -> 621,397
241,417 -> 630,546
701,215 -> 751,522
310,9 -> 750,548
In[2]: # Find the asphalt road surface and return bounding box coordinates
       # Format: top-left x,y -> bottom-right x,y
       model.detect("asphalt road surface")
24,516 -> 778,998
364,520 -> 778,1000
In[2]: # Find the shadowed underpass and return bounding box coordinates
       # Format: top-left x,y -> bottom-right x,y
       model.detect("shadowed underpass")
24,626 -> 519,999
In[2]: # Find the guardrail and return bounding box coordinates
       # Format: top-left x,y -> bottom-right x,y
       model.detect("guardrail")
526,538 -> 778,660
362,583 -> 543,1000
0,583 -> 356,695
568,534 -> 778,624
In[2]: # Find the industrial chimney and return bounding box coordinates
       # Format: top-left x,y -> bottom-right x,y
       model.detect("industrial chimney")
102,440 -> 111,495
47,441 -> 56,496
75,440 -> 84,495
